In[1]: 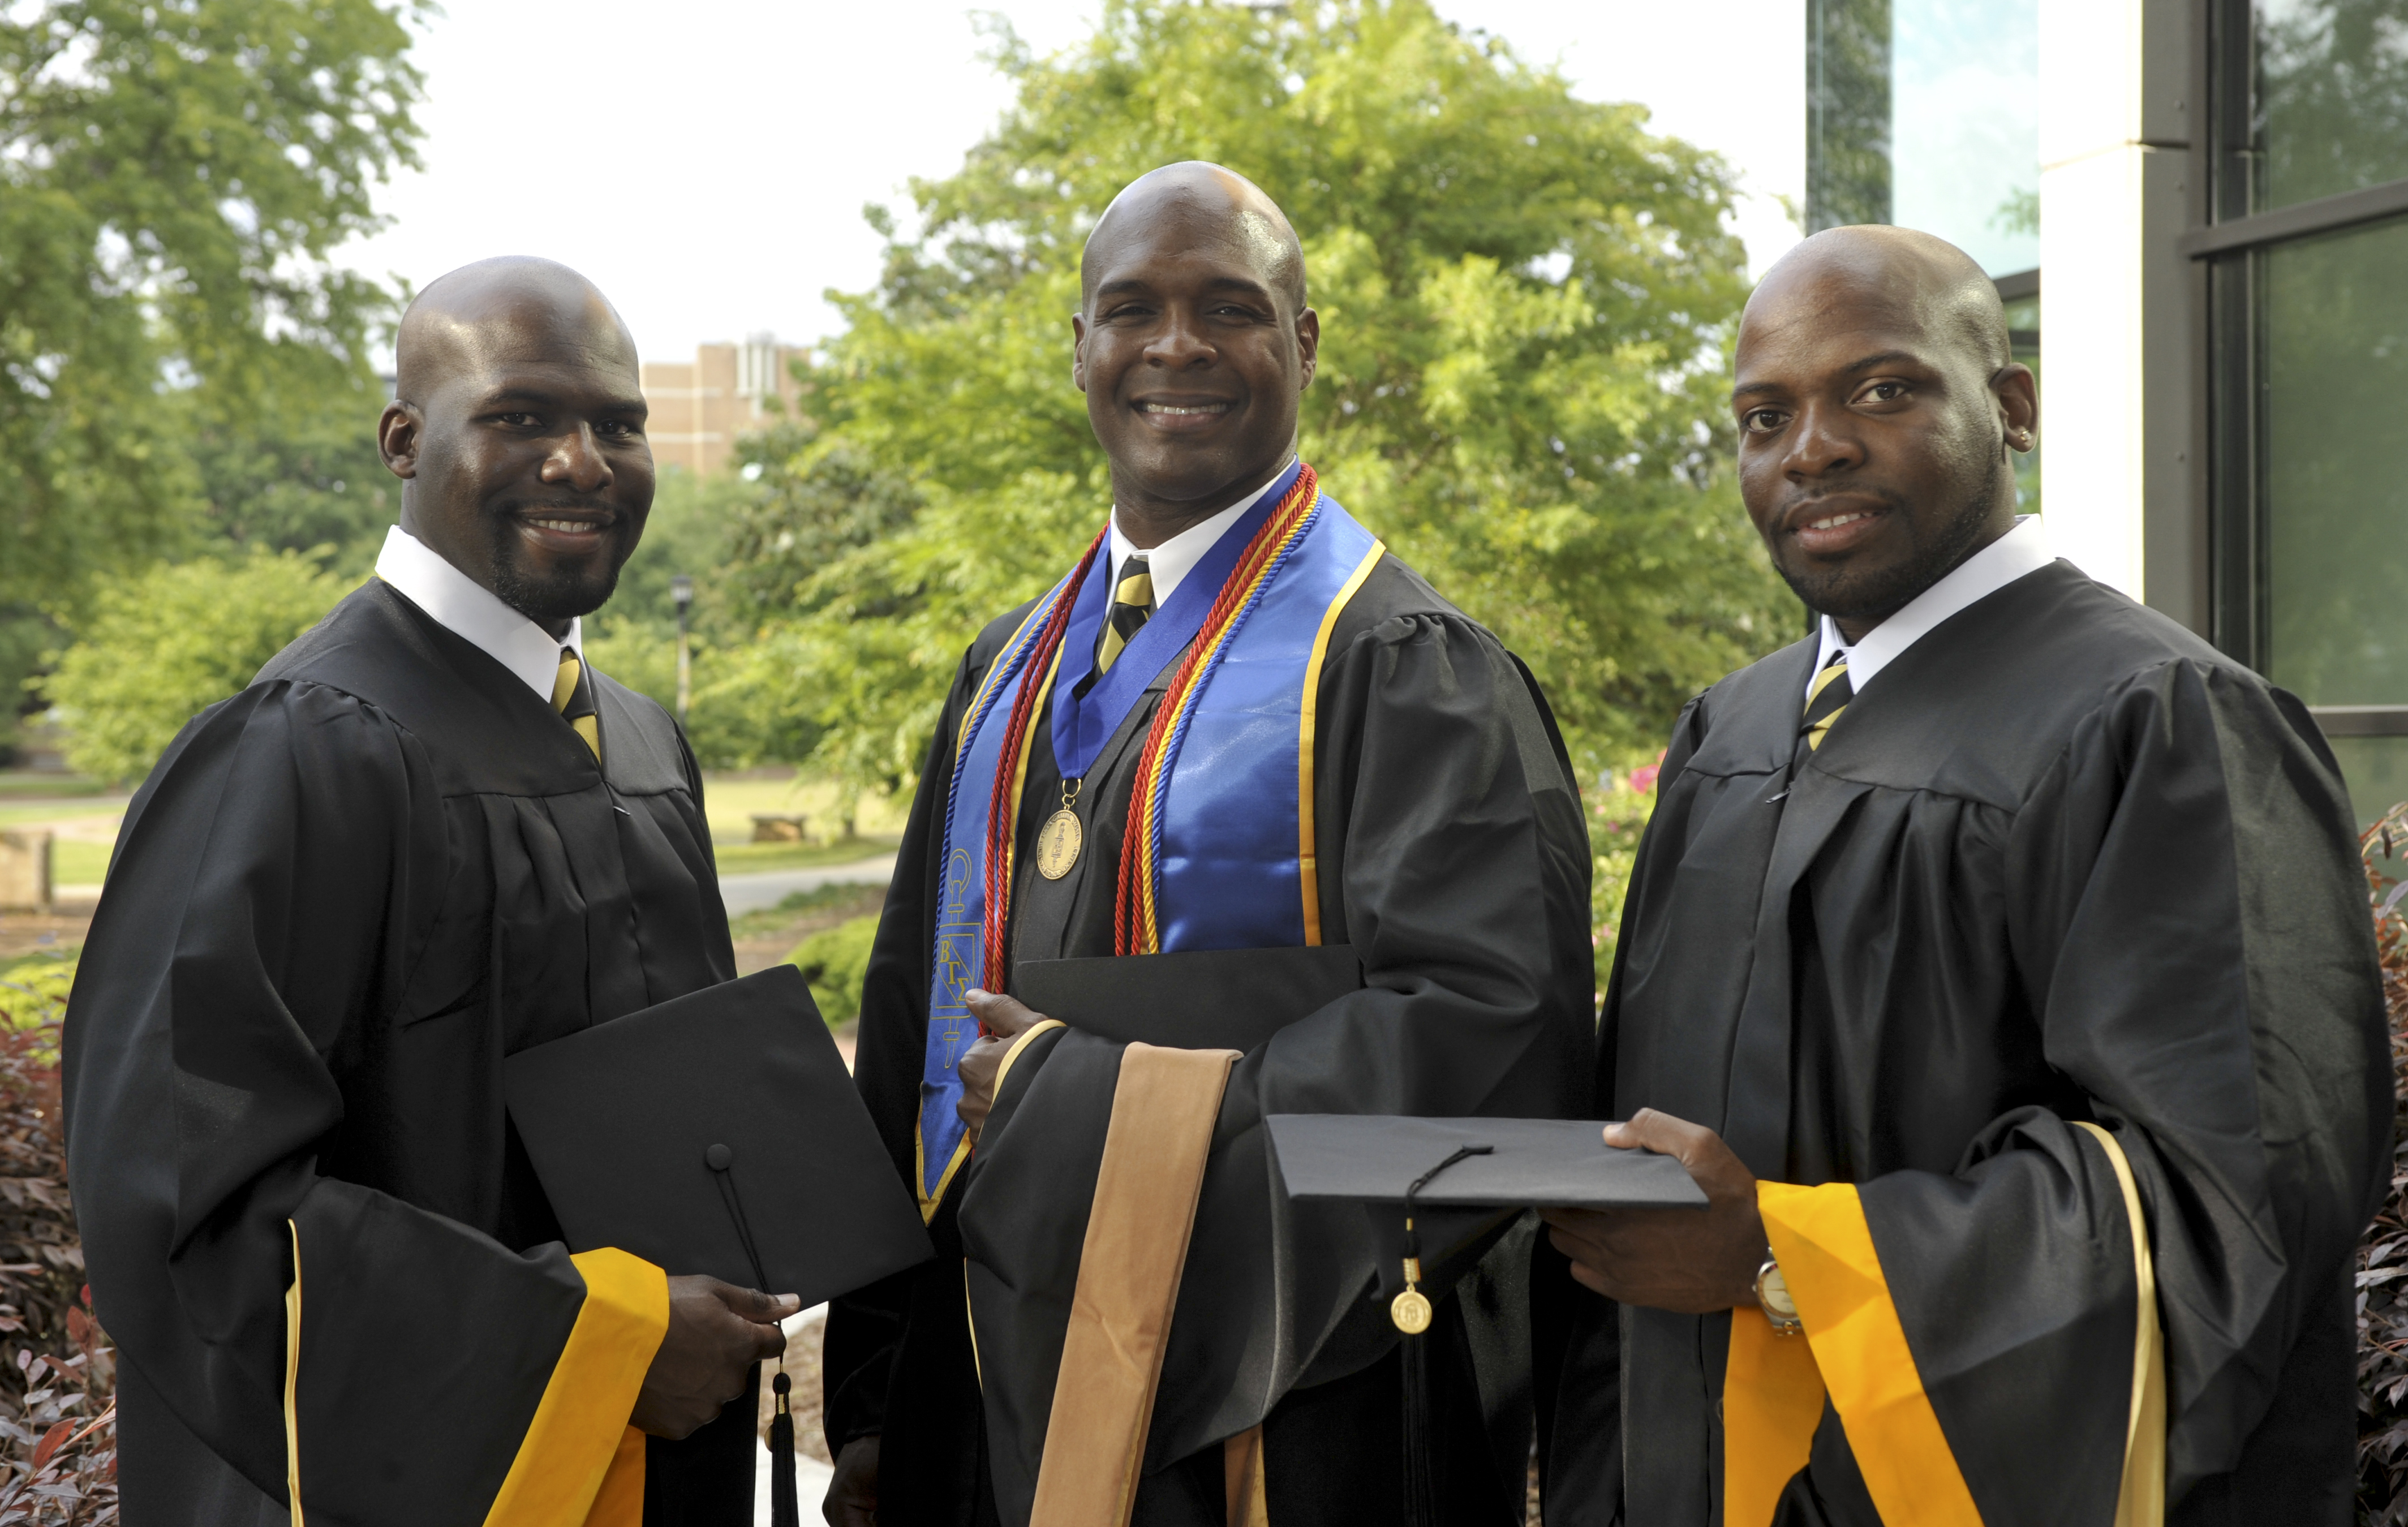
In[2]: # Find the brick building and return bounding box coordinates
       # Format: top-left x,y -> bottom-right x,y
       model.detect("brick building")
640,334 -> 810,477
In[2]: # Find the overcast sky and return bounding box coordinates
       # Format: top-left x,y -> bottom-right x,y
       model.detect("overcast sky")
337,1 -> 1805,366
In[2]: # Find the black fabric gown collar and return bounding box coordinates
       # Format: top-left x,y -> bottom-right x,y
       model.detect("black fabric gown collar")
259,580 -> 608,798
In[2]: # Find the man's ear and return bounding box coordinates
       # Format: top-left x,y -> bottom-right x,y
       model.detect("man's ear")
1295,307 -> 1319,392
1070,311 -> 1089,393
379,401 -> 423,479
1993,363 -> 2039,453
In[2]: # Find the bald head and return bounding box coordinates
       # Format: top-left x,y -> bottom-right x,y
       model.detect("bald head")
1729,225 -> 2037,636
1082,162 -> 1306,316
379,257 -> 654,635
395,256 -> 638,403
1746,225 -> 2011,374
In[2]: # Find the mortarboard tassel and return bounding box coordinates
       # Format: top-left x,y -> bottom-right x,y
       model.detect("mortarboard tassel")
769,1371 -> 799,1527
706,1143 -> 798,1527
1391,1143 -> 1492,1527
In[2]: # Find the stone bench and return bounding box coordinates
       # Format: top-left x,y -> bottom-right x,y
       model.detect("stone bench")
0,831 -> 53,915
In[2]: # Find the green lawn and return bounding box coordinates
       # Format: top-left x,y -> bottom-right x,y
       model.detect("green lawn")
711,836 -> 900,876
699,775 -> 909,847
0,775 -> 109,798
0,801 -> 129,828
54,841 -> 110,886
7,771 -> 903,888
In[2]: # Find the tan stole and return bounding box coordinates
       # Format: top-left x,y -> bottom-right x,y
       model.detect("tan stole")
1025,1042 -> 1269,1527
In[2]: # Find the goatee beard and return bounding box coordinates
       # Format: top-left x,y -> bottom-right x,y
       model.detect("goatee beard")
1776,477 -> 2001,623
488,520 -> 623,625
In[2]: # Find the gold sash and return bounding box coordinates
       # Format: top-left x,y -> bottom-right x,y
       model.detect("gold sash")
1027,1043 -> 1244,1526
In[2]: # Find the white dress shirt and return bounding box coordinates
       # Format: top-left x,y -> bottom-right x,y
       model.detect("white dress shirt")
1105,458 -> 1296,607
1810,515 -> 2055,702
373,525 -> 584,704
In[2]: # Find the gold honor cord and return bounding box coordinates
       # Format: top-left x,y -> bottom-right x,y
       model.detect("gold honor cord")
2074,1121 -> 2167,1527
283,1220 -> 303,1527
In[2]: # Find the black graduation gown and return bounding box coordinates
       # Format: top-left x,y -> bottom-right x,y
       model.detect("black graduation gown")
63,579 -> 754,1525
1545,561 -> 2389,1525
824,553 -> 1596,1526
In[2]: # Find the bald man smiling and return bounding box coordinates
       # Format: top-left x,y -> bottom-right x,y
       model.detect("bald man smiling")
820,163 -> 1592,1527
66,258 -> 790,1526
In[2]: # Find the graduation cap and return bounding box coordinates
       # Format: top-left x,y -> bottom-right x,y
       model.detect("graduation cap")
1267,1114 -> 1704,1527
507,966 -> 932,1527
503,963 -> 933,1305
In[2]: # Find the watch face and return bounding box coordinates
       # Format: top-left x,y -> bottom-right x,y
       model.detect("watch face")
1756,1261 -> 1801,1323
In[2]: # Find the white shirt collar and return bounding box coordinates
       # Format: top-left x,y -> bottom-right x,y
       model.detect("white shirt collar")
1811,515 -> 2054,700
1107,459 -> 1295,607
373,525 -> 584,704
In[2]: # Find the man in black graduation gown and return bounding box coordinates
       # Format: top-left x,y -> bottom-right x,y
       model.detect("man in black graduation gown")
65,258 -> 795,1526
821,164 -> 1593,1526
1539,226 -> 2389,1525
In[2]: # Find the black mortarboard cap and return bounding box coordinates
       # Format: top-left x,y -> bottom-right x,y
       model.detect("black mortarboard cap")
1265,1113 -> 1708,1210
504,964 -> 932,1305
1269,1114 -> 1702,1527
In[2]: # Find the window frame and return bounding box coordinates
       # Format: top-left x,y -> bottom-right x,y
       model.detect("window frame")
2199,0 -> 2408,736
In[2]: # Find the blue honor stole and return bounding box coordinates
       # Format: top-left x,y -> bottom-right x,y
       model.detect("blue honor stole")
914,464 -> 1384,1213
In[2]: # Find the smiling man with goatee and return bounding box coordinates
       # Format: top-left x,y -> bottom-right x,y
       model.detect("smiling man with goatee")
66,257 -> 795,1526
820,162 -> 1594,1526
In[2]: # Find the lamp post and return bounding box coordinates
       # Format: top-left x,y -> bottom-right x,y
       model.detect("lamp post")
670,574 -> 694,723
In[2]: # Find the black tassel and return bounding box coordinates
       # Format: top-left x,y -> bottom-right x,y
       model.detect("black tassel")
770,1371 -> 799,1527
1393,1143 -> 1490,1527
1402,1328 -> 1438,1527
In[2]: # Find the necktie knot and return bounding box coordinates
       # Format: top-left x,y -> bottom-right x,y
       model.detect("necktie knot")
1095,553 -> 1155,677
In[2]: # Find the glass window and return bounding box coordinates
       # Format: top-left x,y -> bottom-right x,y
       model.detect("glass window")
1806,0 -> 2040,278
2213,2 -> 2408,823
2260,219 -> 2408,707
1890,0 -> 2040,276
2245,0 -> 2408,213
2327,736 -> 2408,825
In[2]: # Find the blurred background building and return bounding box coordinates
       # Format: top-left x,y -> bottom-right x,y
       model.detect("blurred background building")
642,334 -> 811,478
1804,0 -> 2408,820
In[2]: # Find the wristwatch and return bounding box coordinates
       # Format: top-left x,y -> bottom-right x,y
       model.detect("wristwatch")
1756,1255 -> 1804,1336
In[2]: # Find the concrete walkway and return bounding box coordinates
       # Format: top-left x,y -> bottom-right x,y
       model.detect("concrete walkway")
718,853 -> 898,915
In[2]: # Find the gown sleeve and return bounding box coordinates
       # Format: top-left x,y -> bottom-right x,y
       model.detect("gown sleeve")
822,646 -> 982,1453
957,610 -> 1597,1515
64,680 -> 668,1526
1748,658 -> 2388,1524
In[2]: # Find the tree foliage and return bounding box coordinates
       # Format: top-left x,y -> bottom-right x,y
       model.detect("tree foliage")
0,0 -> 424,614
45,548 -> 352,784
749,0 -> 1790,795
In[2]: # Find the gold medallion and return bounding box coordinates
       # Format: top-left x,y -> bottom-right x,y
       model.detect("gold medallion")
1389,1288 -> 1433,1335
1036,808 -> 1082,880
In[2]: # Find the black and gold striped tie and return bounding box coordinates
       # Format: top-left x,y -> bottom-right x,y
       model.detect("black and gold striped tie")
552,648 -> 601,762
1094,554 -> 1154,676
1800,652 -> 1851,755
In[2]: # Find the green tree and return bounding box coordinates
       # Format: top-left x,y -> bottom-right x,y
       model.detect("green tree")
751,0 -> 1790,797
0,0 -> 424,614
184,375 -> 401,574
45,548 -> 353,784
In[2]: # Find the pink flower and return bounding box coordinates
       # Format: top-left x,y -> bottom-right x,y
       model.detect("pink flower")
1630,749 -> 1667,794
